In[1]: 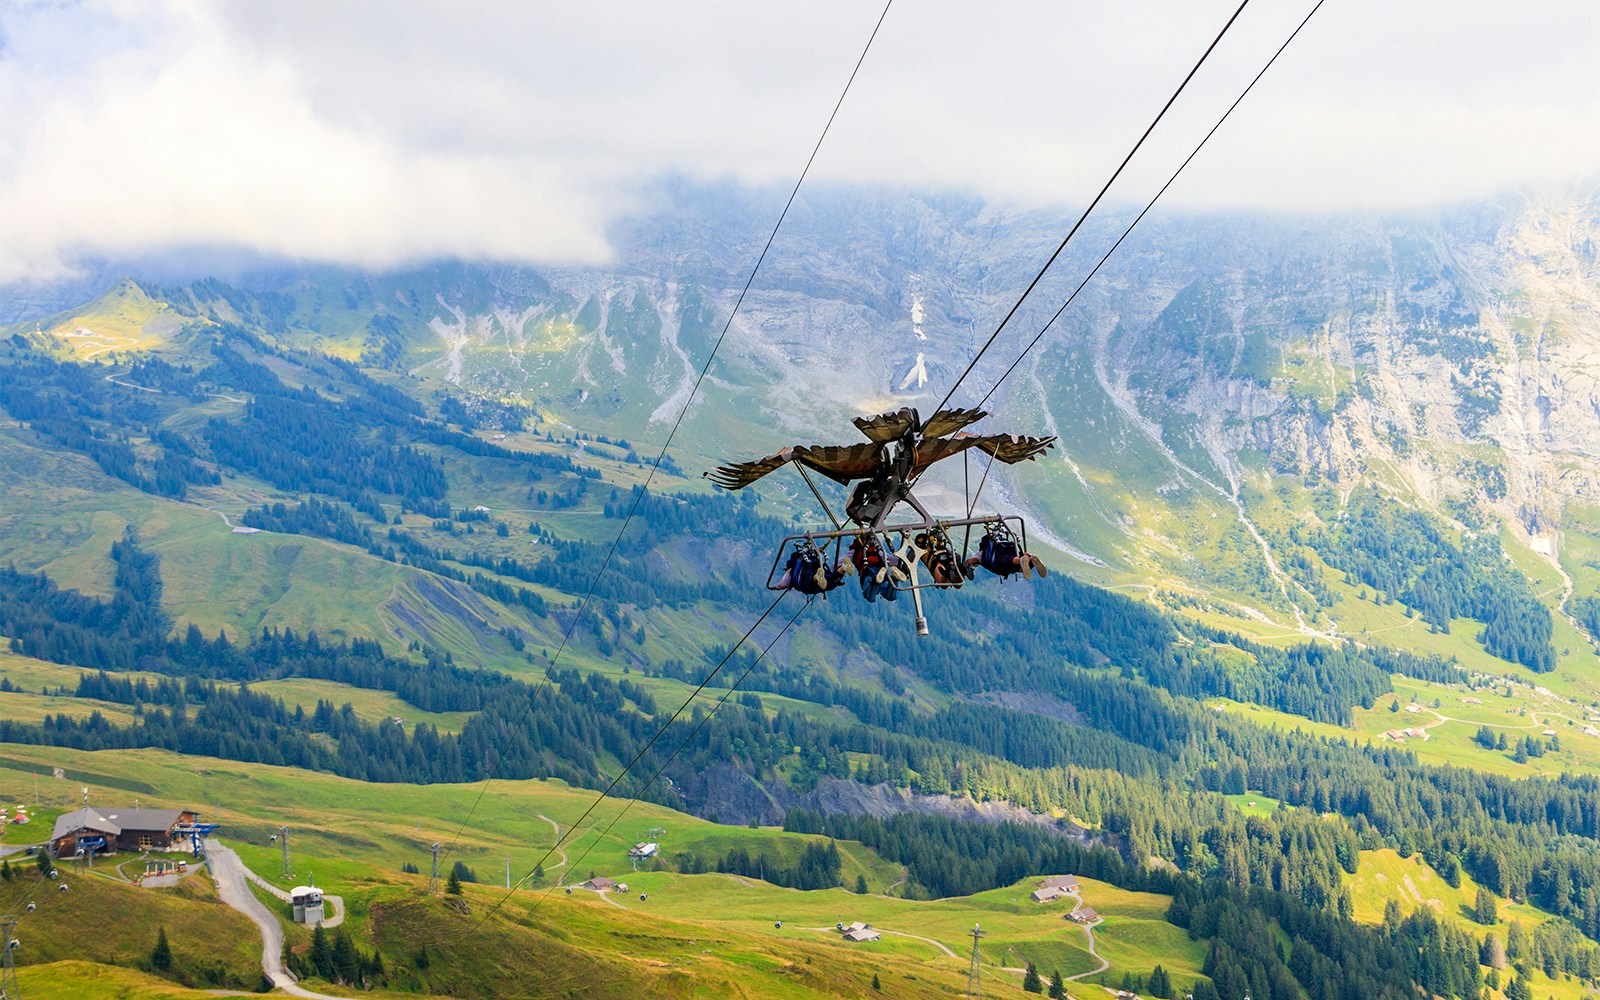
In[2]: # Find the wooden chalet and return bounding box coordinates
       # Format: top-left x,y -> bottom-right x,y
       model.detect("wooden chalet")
50,806 -> 198,857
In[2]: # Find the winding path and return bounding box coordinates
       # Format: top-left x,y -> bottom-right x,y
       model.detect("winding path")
1062,890 -> 1110,983
537,814 -> 569,876
241,865 -> 346,929
205,838 -> 354,1000
800,926 -> 961,960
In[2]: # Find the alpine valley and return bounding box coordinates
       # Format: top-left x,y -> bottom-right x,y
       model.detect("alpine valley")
4,179 -> 1600,1000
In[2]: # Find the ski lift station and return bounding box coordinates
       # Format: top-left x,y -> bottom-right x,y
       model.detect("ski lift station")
290,885 -> 325,924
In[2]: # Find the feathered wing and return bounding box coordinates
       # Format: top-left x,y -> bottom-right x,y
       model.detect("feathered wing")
920,407 -> 988,439
852,407 -> 919,443
791,442 -> 886,484
706,447 -> 796,490
908,432 -> 1055,477
973,433 -> 1056,465
707,442 -> 885,490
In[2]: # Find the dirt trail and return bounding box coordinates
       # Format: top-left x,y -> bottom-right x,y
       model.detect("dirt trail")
1062,889 -> 1109,983
538,814 -> 569,874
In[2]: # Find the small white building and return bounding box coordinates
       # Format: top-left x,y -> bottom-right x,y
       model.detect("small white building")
290,885 -> 324,924
628,842 -> 659,859
1542,729 -> 1559,737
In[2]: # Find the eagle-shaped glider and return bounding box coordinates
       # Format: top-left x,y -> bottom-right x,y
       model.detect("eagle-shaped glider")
707,406 -> 1054,528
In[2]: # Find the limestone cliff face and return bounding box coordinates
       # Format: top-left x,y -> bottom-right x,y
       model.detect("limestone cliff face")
1056,187 -> 1600,546
385,184 -> 1600,564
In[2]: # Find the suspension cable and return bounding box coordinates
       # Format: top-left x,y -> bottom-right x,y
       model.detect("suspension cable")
473,595 -> 814,934
439,0 -> 893,863
928,0 -> 1250,417
975,0 -> 1326,412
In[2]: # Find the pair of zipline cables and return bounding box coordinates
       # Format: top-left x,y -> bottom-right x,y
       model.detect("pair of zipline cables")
437,0 -> 894,884
956,0 -> 1326,516
457,0 -> 1328,929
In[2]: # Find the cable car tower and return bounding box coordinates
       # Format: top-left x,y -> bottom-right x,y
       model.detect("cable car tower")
1,916 -> 20,1000
966,923 -> 986,999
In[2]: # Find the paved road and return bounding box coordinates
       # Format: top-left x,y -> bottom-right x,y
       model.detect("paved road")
241,865 -> 346,928
205,839 -> 355,1000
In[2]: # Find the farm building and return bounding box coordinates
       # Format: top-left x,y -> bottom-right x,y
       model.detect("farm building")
580,876 -> 619,892
1067,907 -> 1100,923
840,921 -> 880,942
1031,885 -> 1070,903
1038,875 -> 1078,891
50,806 -> 199,857
628,842 -> 659,859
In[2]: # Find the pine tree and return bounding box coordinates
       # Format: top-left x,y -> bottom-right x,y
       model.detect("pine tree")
332,930 -> 359,985
149,927 -> 173,972
1149,963 -> 1171,998
872,972 -> 881,991
446,868 -> 463,895
1048,970 -> 1066,998
1023,962 -> 1043,993
856,874 -> 869,894
1474,885 -> 1498,925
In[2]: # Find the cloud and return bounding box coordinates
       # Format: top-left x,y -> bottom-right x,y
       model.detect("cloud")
2,0 -> 1598,283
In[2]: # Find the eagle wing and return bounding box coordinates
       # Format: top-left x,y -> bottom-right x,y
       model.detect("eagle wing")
920,407 -> 988,439
852,407 -> 918,443
974,433 -> 1056,465
707,442 -> 885,490
909,432 -> 1055,478
792,443 -> 886,484
706,448 -> 797,490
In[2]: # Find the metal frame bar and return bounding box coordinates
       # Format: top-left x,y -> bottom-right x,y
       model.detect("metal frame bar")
763,514 -> 1027,591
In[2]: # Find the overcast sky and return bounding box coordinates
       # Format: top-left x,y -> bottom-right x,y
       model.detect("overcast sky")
1,0 -> 1597,283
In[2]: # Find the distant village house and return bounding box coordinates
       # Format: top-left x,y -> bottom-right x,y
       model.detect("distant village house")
840,921 -> 880,942
1030,875 -> 1079,903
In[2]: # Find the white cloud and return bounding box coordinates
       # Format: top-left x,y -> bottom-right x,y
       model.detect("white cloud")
2,0 -> 1598,282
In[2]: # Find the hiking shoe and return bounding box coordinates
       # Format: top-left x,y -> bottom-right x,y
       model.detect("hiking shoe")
875,567 -> 888,584
1030,555 -> 1049,579
1021,557 -> 1032,581
813,566 -> 829,590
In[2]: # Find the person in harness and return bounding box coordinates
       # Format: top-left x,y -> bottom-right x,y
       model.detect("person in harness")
849,533 -> 901,603
913,526 -> 969,588
775,540 -> 852,595
966,522 -> 1048,580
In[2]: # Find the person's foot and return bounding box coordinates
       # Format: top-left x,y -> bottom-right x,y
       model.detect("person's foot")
1020,557 -> 1032,580
875,567 -> 888,583
961,562 -> 976,581
1026,554 -> 1048,578
813,566 -> 829,590
839,561 -> 857,577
